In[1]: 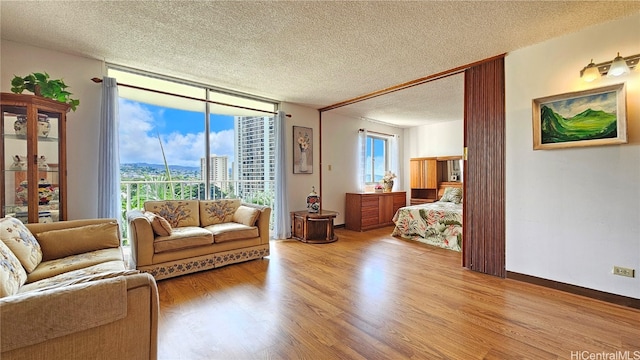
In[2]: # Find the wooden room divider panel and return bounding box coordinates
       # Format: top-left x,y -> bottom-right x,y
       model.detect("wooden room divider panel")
463,56 -> 506,278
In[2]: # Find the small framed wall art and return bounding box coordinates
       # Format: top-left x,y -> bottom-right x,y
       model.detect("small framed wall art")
293,126 -> 313,174
532,83 -> 627,150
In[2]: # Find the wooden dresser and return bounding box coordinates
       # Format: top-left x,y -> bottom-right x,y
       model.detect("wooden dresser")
345,192 -> 406,231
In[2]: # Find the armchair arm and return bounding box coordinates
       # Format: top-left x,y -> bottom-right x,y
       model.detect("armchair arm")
1,273 -> 158,360
127,210 -> 155,267
241,203 -> 271,245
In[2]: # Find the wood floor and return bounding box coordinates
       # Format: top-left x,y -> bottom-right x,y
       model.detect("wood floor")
157,226 -> 640,360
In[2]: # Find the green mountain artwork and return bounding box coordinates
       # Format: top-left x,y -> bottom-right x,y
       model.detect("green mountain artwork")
540,105 -> 617,144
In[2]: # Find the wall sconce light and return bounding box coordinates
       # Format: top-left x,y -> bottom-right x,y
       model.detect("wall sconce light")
580,52 -> 640,82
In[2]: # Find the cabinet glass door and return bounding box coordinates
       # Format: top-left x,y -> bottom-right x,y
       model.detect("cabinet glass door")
2,105 -> 30,221
36,109 -> 60,223
1,106 -> 61,223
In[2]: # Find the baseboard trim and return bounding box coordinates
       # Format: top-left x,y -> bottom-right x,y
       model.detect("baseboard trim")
334,223 -> 345,229
506,271 -> 640,310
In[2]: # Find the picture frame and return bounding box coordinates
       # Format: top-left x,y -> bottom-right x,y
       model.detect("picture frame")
532,83 -> 627,150
293,126 -> 313,174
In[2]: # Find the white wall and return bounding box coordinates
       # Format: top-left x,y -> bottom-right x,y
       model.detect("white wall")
278,102 -> 320,232
505,14 -> 640,298
405,120 -> 464,159
320,111 -> 404,225
1,40 -> 104,220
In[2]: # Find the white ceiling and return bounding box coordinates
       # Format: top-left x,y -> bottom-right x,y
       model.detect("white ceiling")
1,1 -> 639,127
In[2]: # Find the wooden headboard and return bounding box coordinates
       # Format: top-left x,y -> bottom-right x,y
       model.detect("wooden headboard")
437,182 -> 462,199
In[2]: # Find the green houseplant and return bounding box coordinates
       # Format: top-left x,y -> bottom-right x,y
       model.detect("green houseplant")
11,72 -> 80,111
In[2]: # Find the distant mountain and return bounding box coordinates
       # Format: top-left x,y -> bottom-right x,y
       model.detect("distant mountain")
540,106 -> 617,144
120,163 -> 201,180
121,163 -> 200,172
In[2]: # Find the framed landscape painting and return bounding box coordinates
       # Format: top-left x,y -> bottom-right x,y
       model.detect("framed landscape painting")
532,83 -> 627,150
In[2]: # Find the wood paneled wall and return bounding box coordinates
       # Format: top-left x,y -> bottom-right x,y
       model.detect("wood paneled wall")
463,56 -> 506,277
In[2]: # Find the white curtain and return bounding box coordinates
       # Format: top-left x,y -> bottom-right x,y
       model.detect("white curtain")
97,77 -> 121,221
357,129 -> 368,192
389,134 -> 400,190
273,110 -> 290,239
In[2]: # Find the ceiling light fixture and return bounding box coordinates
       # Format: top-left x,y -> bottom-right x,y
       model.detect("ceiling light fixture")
580,52 -> 639,82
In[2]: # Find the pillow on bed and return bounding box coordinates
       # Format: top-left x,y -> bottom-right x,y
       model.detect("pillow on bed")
440,187 -> 462,204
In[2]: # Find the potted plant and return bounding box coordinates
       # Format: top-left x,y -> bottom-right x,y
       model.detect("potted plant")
10,72 -> 80,111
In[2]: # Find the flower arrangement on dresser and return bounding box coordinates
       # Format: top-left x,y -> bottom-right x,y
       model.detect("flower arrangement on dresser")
381,171 -> 397,192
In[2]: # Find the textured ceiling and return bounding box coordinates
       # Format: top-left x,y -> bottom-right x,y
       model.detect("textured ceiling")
1,1 -> 639,127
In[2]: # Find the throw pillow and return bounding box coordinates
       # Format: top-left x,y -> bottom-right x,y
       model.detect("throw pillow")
232,205 -> 261,226
0,239 -> 28,297
200,199 -> 241,226
440,187 -> 463,204
0,216 -> 43,273
143,211 -> 172,236
36,222 -> 121,261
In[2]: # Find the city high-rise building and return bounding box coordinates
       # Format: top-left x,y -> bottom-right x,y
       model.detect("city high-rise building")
233,116 -> 275,199
200,155 -> 229,192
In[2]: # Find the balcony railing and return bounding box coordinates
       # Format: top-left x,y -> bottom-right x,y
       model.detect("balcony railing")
120,179 -> 275,243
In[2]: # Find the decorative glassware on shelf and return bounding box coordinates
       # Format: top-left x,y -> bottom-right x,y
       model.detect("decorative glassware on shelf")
13,114 -> 50,137
306,186 -> 320,213
15,179 -> 54,205
9,155 -> 27,170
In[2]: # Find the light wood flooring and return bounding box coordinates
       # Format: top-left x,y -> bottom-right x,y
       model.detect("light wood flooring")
157,226 -> 640,359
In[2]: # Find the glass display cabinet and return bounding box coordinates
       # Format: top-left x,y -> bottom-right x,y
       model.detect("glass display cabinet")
1,93 -> 69,223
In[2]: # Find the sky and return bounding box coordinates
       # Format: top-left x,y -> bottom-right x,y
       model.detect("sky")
119,97 -> 388,181
544,90 -> 617,119
118,99 -> 235,168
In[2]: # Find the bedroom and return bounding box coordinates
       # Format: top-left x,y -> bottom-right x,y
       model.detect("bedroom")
318,13 -> 639,303
1,2 -> 638,304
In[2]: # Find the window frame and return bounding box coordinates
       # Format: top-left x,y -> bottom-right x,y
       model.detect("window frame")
108,65 -> 279,200
364,134 -> 390,184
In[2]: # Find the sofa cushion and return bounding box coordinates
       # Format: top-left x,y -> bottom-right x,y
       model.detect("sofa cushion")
0,216 -> 42,273
35,221 -> 120,261
26,248 -> 124,284
205,223 -> 259,243
143,211 -> 172,236
145,200 -> 200,227
153,226 -> 213,253
0,240 -> 28,298
20,261 -> 135,293
200,199 -> 241,226
232,205 -> 261,226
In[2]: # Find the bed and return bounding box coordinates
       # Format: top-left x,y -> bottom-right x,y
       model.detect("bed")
391,186 -> 463,251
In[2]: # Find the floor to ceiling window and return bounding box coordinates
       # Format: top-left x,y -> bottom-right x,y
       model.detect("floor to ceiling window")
107,67 -> 278,229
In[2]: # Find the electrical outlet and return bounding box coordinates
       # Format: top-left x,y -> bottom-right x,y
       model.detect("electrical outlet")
613,266 -> 635,278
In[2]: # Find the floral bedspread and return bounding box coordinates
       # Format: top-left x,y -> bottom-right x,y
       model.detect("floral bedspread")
391,201 -> 462,251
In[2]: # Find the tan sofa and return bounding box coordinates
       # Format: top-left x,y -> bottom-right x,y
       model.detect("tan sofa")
127,199 -> 270,280
0,218 -> 159,360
